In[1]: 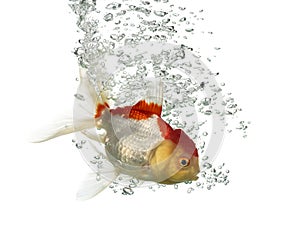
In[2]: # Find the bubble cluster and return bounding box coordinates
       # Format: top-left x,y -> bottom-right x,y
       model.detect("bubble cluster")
199,157 -> 230,189
89,153 -> 106,169
105,156 -> 230,194
69,0 -> 250,194
74,139 -> 86,149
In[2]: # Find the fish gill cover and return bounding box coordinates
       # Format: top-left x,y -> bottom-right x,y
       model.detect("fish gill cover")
69,0 -> 250,195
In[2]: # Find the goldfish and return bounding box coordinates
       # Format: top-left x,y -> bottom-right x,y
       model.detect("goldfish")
33,68 -> 200,199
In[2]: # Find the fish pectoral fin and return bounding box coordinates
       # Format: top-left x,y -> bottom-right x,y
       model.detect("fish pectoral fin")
80,128 -> 104,143
76,170 -> 119,201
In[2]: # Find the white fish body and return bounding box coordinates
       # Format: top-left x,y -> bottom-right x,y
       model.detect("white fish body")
32,68 -> 199,200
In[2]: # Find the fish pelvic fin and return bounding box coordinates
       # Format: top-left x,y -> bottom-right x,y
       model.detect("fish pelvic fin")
76,170 -> 119,201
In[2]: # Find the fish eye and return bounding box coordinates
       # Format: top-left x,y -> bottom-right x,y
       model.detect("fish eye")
179,158 -> 190,167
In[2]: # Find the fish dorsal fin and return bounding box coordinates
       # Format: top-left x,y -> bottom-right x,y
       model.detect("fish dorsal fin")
111,100 -> 162,120
144,78 -> 163,107
130,100 -> 162,118
111,78 -> 163,120
130,78 -> 163,119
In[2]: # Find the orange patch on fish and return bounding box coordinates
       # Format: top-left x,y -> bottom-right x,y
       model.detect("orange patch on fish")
94,102 -> 109,118
110,100 -> 162,120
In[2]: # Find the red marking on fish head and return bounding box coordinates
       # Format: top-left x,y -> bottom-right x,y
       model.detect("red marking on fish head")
166,129 -> 199,158
157,117 -> 173,138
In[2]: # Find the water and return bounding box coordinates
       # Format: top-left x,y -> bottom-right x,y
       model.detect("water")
69,0 -> 250,194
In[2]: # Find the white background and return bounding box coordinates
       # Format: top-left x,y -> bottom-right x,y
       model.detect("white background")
1,0 -> 299,225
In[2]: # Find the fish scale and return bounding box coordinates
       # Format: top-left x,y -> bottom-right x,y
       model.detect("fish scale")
101,110 -> 164,166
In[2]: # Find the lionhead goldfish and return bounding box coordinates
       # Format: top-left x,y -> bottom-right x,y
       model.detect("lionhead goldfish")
33,68 -> 200,199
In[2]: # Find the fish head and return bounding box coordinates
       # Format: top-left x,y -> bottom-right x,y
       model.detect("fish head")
150,129 -> 200,184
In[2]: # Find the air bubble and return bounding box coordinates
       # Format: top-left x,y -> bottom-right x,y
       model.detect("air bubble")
203,162 -> 212,169
117,10 -> 126,16
103,13 -> 114,22
110,33 -> 125,41
202,155 -> 209,161
204,110 -> 212,115
96,174 -> 101,181
185,28 -> 194,32
129,5 -> 136,10
142,1 -> 150,5
162,18 -> 170,23
105,2 -> 121,10
187,187 -> 194,193
143,35 -> 152,40
202,97 -> 211,106
75,142 -> 83,149
179,17 -> 186,22
154,10 -> 168,17
122,187 -> 134,195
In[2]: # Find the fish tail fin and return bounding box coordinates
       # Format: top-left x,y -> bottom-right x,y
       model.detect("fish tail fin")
30,68 -> 100,143
29,116 -> 95,143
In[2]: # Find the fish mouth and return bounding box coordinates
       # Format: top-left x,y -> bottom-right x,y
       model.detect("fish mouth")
190,175 -> 199,181
190,169 -> 200,181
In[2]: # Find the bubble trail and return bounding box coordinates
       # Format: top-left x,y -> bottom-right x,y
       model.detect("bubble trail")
69,0 -> 249,195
